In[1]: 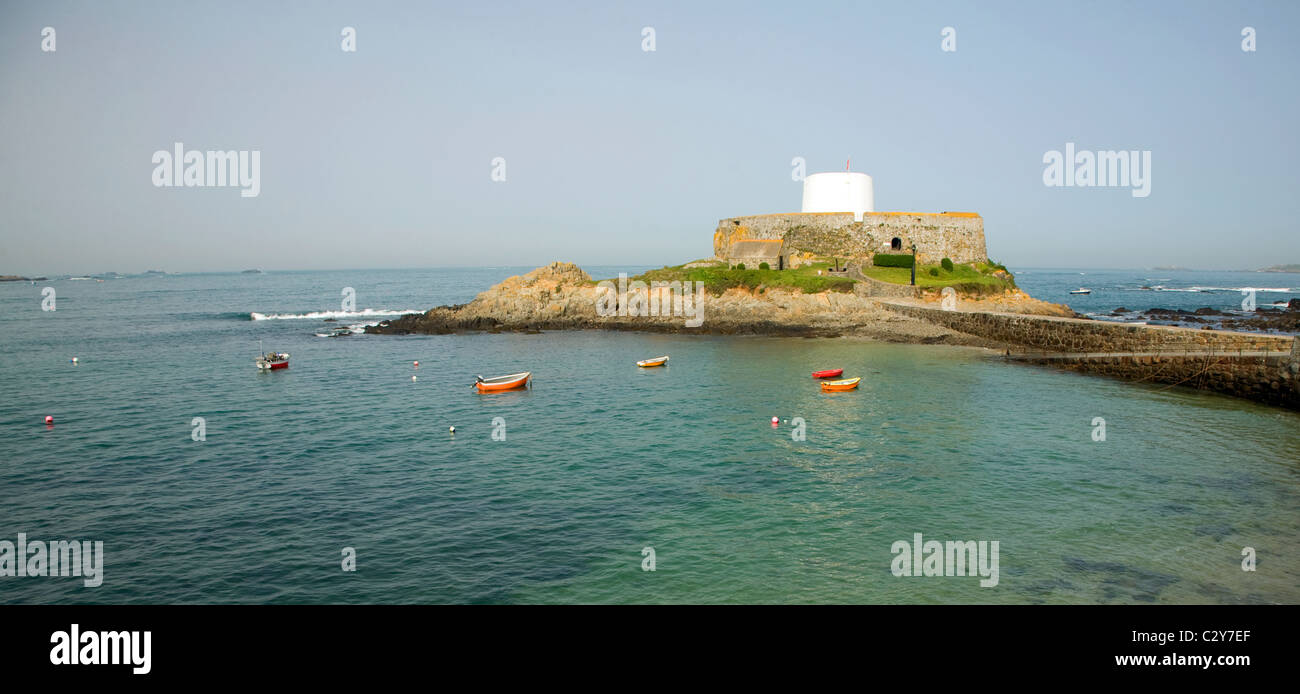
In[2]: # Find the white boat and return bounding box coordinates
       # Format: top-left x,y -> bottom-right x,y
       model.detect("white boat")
1069,288 -> 1091,295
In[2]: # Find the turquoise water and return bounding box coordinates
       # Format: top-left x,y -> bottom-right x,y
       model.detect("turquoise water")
1,269 -> 1298,604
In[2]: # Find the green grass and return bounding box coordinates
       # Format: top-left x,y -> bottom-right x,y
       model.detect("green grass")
859,260 -> 1017,295
620,261 -> 856,296
593,257 -> 1015,297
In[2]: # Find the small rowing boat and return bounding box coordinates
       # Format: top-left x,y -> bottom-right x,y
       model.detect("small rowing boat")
811,368 -> 843,379
475,371 -> 531,393
637,356 -> 669,368
819,377 -> 860,392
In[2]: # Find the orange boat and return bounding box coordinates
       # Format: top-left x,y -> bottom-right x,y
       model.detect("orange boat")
475,371 -> 531,393
819,377 -> 861,392
636,356 -> 669,368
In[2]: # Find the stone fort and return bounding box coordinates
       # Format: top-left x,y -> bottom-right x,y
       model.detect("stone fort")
713,171 -> 988,269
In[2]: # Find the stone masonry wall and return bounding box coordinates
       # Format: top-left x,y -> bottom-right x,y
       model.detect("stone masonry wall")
1046,354 -> 1300,410
883,303 -> 1294,353
882,302 -> 1300,409
714,212 -> 988,265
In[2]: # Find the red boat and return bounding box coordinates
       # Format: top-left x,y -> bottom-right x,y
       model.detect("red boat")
257,352 -> 289,371
811,368 -> 843,379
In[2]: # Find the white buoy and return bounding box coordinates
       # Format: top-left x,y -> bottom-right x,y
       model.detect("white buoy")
412,375 -> 417,381
449,426 -> 455,434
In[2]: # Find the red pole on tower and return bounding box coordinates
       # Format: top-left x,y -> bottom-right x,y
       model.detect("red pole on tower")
846,158 -> 850,171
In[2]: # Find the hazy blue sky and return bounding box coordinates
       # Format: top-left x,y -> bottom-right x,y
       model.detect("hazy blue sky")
2,1 -> 1297,273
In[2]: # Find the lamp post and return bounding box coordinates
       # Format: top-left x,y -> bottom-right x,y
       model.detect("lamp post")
910,243 -> 917,286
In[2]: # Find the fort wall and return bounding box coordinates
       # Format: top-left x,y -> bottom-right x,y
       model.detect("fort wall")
714,212 -> 987,265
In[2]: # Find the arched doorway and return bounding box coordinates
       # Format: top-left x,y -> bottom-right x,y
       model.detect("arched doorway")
890,237 -> 902,251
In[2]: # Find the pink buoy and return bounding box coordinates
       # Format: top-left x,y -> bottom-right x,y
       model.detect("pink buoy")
413,360 -> 419,367
45,415 -> 53,424
771,416 -> 779,427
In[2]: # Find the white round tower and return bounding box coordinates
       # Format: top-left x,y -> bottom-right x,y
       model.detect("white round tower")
801,172 -> 874,221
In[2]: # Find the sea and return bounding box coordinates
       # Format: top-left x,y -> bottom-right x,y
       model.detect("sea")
1,267 -> 1297,604
1016,268 -> 1300,330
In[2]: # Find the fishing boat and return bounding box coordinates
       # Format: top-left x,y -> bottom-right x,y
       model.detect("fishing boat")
636,356 -> 669,368
255,340 -> 289,370
1070,288 -> 1091,295
256,351 -> 289,370
328,327 -> 353,337
819,377 -> 861,392
811,368 -> 843,379
475,372 -> 531,393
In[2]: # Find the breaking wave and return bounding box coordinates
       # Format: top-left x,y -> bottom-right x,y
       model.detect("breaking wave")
249,309 -> 419,321
1129,285 -> 1296,293
1189,286 -> 1294,293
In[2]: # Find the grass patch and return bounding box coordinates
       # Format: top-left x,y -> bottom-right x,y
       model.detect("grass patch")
628,261 -> 856,296
859,260 -> 1017,295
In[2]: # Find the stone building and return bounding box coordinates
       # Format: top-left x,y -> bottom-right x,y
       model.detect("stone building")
722,239 -> 787,269
713,169 -> 988,266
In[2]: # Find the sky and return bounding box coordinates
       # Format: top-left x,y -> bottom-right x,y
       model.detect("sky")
1,0 -> 1297,274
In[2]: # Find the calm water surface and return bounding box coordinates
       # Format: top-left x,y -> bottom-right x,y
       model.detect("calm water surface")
1,268 -> 1297,603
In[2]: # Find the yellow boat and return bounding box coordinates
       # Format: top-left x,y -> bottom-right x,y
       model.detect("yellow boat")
819,377 -> 861,392
636,356 -> 669,368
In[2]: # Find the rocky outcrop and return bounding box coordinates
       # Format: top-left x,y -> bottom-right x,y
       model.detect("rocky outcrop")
1117,305 -> 1300,332
903,289 -> 1077,318
366,262 -> 985,343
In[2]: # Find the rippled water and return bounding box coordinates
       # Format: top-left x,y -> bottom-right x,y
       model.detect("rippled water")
1,269 -> 1298,603
1016,268 -> 1300,330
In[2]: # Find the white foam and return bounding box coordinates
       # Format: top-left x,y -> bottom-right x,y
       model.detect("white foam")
250,309 -> 418,321
1190,286 -> 1293,293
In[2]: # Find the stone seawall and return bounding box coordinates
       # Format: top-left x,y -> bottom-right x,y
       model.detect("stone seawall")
713,211 -> 987,265
883,303 -> 1293,353
883,302 -> 1300,409
1034,353 -> 1299,410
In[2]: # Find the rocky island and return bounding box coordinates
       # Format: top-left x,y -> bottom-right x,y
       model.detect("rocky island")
369,261 -> 1070,344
